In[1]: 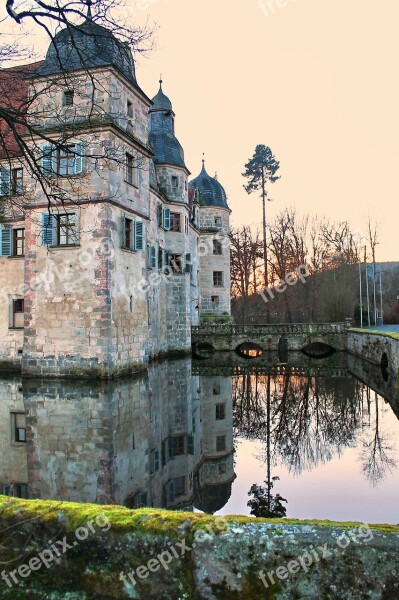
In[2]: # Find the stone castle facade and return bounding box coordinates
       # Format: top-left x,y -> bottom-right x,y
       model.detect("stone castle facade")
0,15 -> 231,378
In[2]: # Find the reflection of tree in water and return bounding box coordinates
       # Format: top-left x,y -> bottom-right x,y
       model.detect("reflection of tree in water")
248,476 -> 287,518
360,390 -> 397,486
233,370 -> 398,485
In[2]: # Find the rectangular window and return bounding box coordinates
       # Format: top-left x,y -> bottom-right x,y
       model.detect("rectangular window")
13,228 -> 25,256
58,145 -> 77,176
151,449 -> 160,473
169,253 -> 182,274
57,213 -> 77,246
126,153 -> 135,186
216,403 -> 226,420
170,212 -> 181,232
213,384 -> 221,395
211,295 -> 220,306
12,299 -> 24,329
213,240 -> 223,255
214,216 -> 222,226
172,435 -> 185,456
213,271 -> 223,286
11,168 -> 23,195
124,217 -> 133,250
171,175 -> 178,190
216,435 -> 226,452
63,90 -> 74,106
127,100 -> 133,118
41,142 -> 83,177
150,245 -> 156,269
173,476 -> 185,497
12,412 -> 26,443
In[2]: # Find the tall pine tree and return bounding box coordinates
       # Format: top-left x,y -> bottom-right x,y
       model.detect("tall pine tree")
242,145 -> 280,321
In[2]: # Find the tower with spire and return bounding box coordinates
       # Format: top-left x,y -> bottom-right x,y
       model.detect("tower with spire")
189,158 -> 231,318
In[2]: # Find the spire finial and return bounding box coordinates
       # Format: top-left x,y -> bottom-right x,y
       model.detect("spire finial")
159,74 -> 163,90
86,0 -> 93,19
202,153 -> 205,169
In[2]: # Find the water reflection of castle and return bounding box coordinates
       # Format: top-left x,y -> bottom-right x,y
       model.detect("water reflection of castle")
0,360 -> 235,513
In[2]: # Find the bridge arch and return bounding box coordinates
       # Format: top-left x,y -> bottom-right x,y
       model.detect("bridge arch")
302,342 -> 336,358
235,342 -> 264,359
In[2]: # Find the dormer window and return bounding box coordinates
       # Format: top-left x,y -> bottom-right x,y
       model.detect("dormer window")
63,90 -> 74,106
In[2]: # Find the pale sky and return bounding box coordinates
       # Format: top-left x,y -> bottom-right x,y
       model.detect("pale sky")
3,0 -> 399,261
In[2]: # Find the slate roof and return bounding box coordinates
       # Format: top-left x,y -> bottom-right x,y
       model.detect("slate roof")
149,131 -> 186,168
36,17 -> 137,85
149,81 -> 187,169
151,82 -> 173,112
189,163 -> 228,209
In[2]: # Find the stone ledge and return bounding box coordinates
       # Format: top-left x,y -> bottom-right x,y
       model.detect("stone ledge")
0,496 -> 398,599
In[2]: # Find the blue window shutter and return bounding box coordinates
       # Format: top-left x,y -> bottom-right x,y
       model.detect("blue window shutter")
0,227 -> 12,256
0,170 -> 10,196
74,141 -> 84,174
134,220 -> 144,251
41,144 -> 54,177
163,208 -> 171,230
41,213 -> 55,246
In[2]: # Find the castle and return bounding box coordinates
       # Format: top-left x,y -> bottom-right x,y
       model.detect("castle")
0,13 -> 231,378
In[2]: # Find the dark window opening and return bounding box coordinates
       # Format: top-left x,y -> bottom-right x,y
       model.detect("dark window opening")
12,299 -> 24,328
124,218 -> 133,250
63,90 -> 74,106
12,412 -> 26,442
213,271 -> 223,287
216,403 -> 226,420
126,153 -> 135,185
169,253 -> 182,274
174,476 -> 185,497
11,168 -> 23,195
172,435 -> 185,456
213,240 -> 223,255
216,435 -> 226,452
170,212 -> 181,232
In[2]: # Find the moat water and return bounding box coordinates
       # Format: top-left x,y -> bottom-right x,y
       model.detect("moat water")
1,352 -> 398,523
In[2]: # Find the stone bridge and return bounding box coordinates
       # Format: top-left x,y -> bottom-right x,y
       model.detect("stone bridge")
191,322 -> 351,354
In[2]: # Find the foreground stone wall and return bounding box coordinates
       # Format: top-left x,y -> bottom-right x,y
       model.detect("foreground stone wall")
0,496 -> 398,599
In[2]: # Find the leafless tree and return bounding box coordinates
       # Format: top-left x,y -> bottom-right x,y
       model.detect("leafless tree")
0,0 -> 155,221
